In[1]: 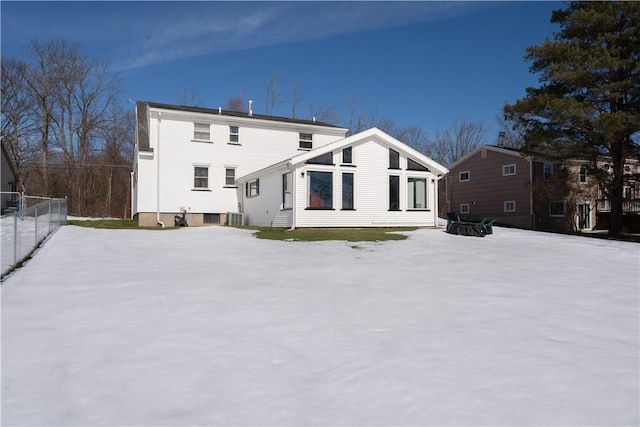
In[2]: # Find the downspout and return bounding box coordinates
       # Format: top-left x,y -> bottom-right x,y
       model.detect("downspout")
287,163 -> 296,230
156,112 -> 164,227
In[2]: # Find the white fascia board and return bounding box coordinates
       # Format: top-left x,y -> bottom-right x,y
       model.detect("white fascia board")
147,105 -> 347,136
236,159 -> 293,184
449,145 -> 526,170
289,127 -> 448,175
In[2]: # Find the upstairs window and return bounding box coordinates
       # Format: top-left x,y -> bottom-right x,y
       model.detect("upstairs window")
299,133 -> 313,150
543,163 -> 552,180
229,126 -> 239,143
342,147 -> 353,164
503,164 -> 516,176
389,149 -> 400,169
459,171 -> 470,182
194,123 -> 210,141
579,166 -> 587,183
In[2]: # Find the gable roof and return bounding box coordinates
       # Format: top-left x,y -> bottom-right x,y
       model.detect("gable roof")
237,127 -> 448,182
141,101 -> 344,129
448,144 -> 526,170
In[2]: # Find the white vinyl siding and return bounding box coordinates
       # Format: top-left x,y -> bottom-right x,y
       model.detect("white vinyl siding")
135,111 -> 345,216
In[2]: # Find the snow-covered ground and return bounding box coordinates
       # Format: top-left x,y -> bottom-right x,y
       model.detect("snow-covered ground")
2,225 -> 638,426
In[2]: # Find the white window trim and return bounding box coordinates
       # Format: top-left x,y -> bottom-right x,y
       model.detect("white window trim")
193,122 -> 211,142
459,171 -> 470,182
460,203 -> 470,214
407,176 -> 429,210
224,166 -> 237,187
504,200 -> 516,212
193,164 -> 211,190
229,125 -> 240,145
503,164 -> 516,176
342,146 -> 354,165
299,133 -> 313,150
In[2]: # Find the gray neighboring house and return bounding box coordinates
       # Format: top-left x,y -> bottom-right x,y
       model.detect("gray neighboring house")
1,142 -> 19,213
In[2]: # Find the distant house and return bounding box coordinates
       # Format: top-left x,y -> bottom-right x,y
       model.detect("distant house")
1,142 -> 17,193
1,142 -> 18,214
133,101 -> 448,227
443,144 -> 640,232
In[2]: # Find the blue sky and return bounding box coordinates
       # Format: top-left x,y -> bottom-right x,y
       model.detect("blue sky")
1,1 -> 562,141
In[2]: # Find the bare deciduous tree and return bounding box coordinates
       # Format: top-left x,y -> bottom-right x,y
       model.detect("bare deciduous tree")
290,84 -> 303,119
264,73 -> 284,116
432,118 -> 487,166
225,95 -> 247,112
176,88 -> 202,107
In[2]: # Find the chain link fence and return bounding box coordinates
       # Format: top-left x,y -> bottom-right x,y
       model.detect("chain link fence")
1,192 -> 68,279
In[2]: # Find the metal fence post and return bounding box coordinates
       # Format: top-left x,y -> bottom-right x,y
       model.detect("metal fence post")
34,204 -> 38,246
13,213 -> 18,265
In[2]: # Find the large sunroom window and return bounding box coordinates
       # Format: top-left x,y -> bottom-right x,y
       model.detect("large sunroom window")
407,177 -> 428,209
308,171 -> 333,209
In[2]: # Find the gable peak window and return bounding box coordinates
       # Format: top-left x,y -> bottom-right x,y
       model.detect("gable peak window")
407,158 -> 429,172
342,146 -> 353,164
459,171 -> 470,182
299,133 -> 313,150
389,148 -> 400,169
306,152 -> 333,165
194,123 -> 210,141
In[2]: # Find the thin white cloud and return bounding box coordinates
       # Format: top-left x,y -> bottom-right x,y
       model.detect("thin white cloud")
114,2 -> 494,71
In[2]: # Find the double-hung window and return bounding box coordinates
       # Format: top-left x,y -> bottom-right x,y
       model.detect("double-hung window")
225,168 -> 236,186
543,163 -> 552,180
194,166 -> 209,189
579,166 -> 587,183
194,123 -> 210,141
299,133 -> 313,150
229,126 -> 239,143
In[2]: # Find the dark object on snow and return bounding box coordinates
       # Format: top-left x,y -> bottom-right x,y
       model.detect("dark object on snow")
174,209 -> 188,227
446,212 -> 494,237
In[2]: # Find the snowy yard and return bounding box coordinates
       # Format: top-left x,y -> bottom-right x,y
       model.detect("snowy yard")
1,224 -> 638,426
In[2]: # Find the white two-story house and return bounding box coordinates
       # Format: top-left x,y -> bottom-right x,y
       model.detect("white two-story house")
132,101 -> 448,228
